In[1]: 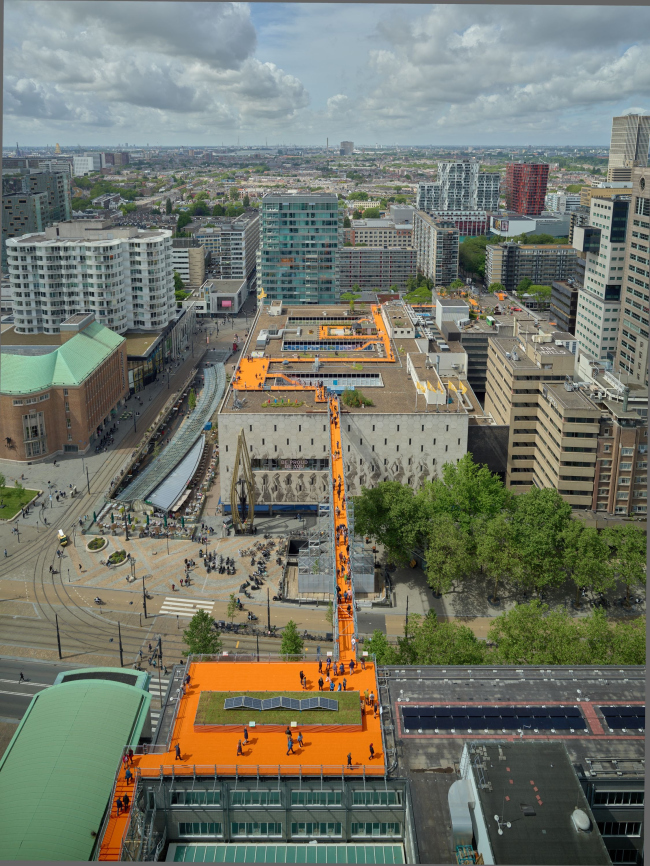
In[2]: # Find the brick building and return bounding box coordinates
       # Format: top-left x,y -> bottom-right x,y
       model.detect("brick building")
0,313 -> 128,461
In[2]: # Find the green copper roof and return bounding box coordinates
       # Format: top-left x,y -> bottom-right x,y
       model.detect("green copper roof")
0,321 -> 124,395
0,676 -> 150,861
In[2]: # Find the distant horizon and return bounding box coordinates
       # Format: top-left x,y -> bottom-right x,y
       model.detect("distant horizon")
3,143 -> 614,151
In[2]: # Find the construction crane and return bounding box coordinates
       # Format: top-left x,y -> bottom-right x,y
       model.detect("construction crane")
230,428 -> 255,534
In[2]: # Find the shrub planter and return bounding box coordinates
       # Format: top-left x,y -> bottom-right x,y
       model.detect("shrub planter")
107,549 -> 129,567
87,537 -> 107,553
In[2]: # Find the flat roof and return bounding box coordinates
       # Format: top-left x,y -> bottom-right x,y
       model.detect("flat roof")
124,330 -> 163,358
168,843 -> 405,863
473,742 -> 612,865
0,677 -> 150,861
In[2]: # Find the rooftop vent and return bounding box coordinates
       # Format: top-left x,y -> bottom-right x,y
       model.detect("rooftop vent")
571,809 -> 591,833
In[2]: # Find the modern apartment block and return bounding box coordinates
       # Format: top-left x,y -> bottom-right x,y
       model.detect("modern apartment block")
171,239 -> 206,289
412,212 -> 459,286
423,211 -> 489,237
504,163 -> 550,215
485,242 -> 577,293
616,168 -> 650,386
195,214 -> 259,284
2,170 -> 73,267
607,114 -> 650,183
422,162 -> 500,212
545,193 -> 582,213
340,141 -> 354,156
343,218 -> 413,248
6,220 -> 175,335
257,193 -> 341,304
573,195 -> 630,363
339,246 -> 417,292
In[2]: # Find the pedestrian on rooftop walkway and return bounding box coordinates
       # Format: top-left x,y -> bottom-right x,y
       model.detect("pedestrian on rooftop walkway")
175,743 -> 181,761
318,677 -> 324,691
287,736 -> 295,755
369,743 -> 375,761
297,732 -> 303,748
125,768 -> 133,785
122,793 -> 130,811
237,740 -> 243,756
243,726 -> 248,744
347,752 -> 352,768
116,797 -> 123,816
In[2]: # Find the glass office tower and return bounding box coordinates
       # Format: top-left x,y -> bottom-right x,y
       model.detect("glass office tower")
258,193 -> 341,304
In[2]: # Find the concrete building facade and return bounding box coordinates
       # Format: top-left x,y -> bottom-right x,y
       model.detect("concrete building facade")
412,212 -> 459,286
6,221 -> 175,335
338,247 -> 417,293
195,214 -> 259,283
573,195 -> 630,363
485,242 -> 577,293
73,154 -> 102,176
616,168 -> 650,387
607,114 -> 650,183
172,239 -> 206,289
344,218 -> 412,248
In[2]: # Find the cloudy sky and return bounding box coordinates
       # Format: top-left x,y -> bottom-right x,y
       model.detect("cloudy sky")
4,1 -> 650,147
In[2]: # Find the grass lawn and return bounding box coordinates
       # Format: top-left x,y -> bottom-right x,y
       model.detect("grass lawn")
0,488 -> 39,520
196,691 -> 362,727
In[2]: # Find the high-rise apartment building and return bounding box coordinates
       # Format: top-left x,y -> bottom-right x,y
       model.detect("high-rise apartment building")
485,242 -> 577,293
504,163 -> 550,215
607,114 -> 650,183
433,161 -> 500,211
412,211 -> 459,286
343,218 -> 412,248
416,182 -> 442,212
257,193 -> 340,304
545,193 -> 582,214
550,280 -> 579,335
195,214 -> 259,284
573,195 -> 630,363
340,141 -> 354,156
616,167 -> 650,386
476,171 -> 501,211
171,239 -> 206,289
6,220 -> 175,335
2,171 -> 73,267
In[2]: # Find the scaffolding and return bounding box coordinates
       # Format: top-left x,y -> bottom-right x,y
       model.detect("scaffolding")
347,500 -> 375,594
297,524 -> 335,595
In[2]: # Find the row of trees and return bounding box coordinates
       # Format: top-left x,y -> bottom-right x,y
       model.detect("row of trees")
353,455 -> 646,605
366,603 -> 645,666
183,609 -> 306,659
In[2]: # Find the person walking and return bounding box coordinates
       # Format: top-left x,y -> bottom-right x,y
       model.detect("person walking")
369,691 -> 375,706
329,681 -> 335,691
361,657 -> 366,671
299,670 -> 304,685
116,797 -> 123,816
349,659 -> 355,675
339,662 -> 344,676
347,752 -> 352,769
342,677 -> 347,691
3,549 -> 7,558
122,793 -> 130,812
297,731 -> 303,748
318,677 -> 324,691
243,727 -> 248,745
369,743 -> 375,761
318,659 -> 323,674
125,767 -> 133,785
237,740 -> 243,756
175,743 -> 181,761
337,682 -> 342,691
127,748 -> 134,765
286,736 -> 295,755
364,689 -> 370,706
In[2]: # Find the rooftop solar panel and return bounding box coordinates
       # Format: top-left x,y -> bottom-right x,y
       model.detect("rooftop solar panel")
500,709 -> 516,717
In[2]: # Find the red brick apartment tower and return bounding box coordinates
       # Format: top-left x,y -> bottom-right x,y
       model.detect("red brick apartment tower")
505,163 -> 550,215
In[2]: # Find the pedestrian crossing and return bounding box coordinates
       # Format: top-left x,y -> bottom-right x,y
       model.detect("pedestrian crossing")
158,596 -> 215,617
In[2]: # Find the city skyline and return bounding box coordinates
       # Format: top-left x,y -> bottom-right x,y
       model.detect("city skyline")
4,1 -> 650,147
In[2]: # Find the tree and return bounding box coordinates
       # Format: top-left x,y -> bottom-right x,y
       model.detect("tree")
120,202 -> 137,215
229,187 -> 240,201
562,522 -> 614,607
352,209 -> 363,220
362,207 -> 381,218
488,282 -> 506,294
424,514 -> 474,596
212,203 -> 225,217
365,630 -> 399,664
487,601 -> 583,665
281,619 -> 304,659
188,389 -> 197,411
340,289 -> 361,312
604,524 -> 646,605
434,453 -> 512,538
348,191 -> 369,201
182,609 -> 222,656
343,216 -> 351,228
176,212 -> 192,232
353,482 -> 422,565
450,279 -> 465,290
227,593 -> 238,623
173,271 -> 185,292
509,487 -> 572,594
403,612 -> 487,665
243,194 -> 250,207
165,197 -> 172,215
516,277 -> 533,296
476,513 -> 519,602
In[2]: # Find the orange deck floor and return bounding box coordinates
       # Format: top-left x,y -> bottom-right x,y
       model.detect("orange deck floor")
99,661 -> 384,859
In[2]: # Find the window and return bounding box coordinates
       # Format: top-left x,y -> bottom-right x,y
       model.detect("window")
291,790 -> 341,806
230,790 -> 280,806
178,822 -> 222,836
597,821 -> 641,836
609,851 -> 640,864
351,822 -> 401,837
352,790 -> 402,806
291,822 -> 342,837
172,791 -> 221,806
231,822 -> 282,837
593,791 -> 644,806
